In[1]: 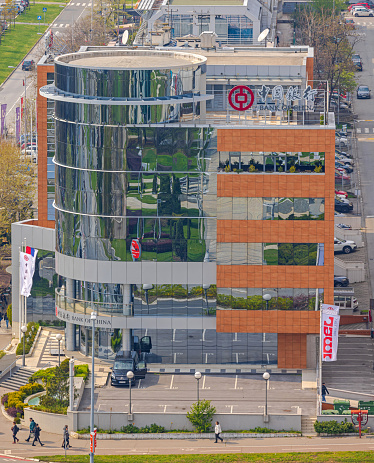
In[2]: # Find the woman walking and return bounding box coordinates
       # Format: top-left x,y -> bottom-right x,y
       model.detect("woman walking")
214,421 -> 223,443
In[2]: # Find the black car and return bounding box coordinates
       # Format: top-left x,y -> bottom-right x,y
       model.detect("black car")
22,59 -> 34,71
352,54 -> 363,71
335,198 -> 353,213
334,275 -> 350,287
110,351 -> 147,387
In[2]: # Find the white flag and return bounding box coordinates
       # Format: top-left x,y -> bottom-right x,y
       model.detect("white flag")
20,248 -> 38,297
321,303 -> 340,362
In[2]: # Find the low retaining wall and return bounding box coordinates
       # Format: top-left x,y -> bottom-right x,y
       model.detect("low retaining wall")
71,431 -> 301,440
23,407 -> 71,434
71,412 -> 302,433
317,415 -> 374,427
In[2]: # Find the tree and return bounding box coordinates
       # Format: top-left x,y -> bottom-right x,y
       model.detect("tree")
0,141 -> 36,236
42,360 -> 69,406
294,7 -> 359,105
187,400 -> 216,433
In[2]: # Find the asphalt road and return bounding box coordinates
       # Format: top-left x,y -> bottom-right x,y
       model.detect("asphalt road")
0,0 -> 90,126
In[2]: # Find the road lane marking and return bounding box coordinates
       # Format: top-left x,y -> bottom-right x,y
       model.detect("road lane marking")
202,375 -> 210,390
168,374 -> 178,389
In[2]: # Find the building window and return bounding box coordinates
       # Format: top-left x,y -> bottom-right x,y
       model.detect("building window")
217,243 -> 324,266
217,197 -> 325,220
217,288 -> 323,311
218,152 -> 325,173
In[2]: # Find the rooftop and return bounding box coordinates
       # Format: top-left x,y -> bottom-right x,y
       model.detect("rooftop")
170,0 -> 244,5
56,50 -> 206,70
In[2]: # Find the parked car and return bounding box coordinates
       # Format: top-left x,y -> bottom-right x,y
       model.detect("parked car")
352,6 -> 374,14
22,59 -> 34,71
336,162 -> 353,173
337,223 -> 352,229
345,18 -> 356,28
352,54 -> 363,71
348,2 -> 374,10
335,198 -> 353,212
336,149 -> 352,158
335,171 -> 350,182
336,155 -> 354,165
357,85 -> 371,99
334,275 -> 350,287
334,237 -> 357,254
335,189 -> 348,198
110,350 -> 147,387
335,211 -> 347,217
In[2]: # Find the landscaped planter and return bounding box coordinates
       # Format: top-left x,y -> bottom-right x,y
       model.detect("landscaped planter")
71,432 -> 301,440
318,433 -> 357,437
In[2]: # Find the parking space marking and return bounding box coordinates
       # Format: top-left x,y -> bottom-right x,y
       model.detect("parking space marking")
172,329 -> 182,342
159,404 -> 169,413
365,127 -> 370,133
204,352 -> 214,363
225,404 -> 238,413
357,128 -> 362,133
137,379 -> 142,389
168,374 -> 178,389
234,352 -> 245,363
202,375 -> 210,390
230,375 -> 243,390
173,352 -> 183,363
233,332 -> 238,342
200,329 -> 206,342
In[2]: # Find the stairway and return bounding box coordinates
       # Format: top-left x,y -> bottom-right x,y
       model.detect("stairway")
40,334 -> 65,367
301,415 -> 317,436
0,367 -> 36,391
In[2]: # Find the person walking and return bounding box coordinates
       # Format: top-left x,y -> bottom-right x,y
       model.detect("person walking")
322,382 -> 329,402
4,312 -> 8,329
32,424 -> 44,446
214,421 -> 223,443
25,417 -> 36,442
62,425 -> 71,448
11,421 -> 19,444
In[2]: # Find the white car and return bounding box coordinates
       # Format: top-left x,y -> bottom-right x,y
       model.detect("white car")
352,6 -> 374,15
336,155 -> 354,165
334,238 -> 357,254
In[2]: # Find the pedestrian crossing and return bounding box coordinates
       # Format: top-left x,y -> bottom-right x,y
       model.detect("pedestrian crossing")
53,23 -> 70,28
69,2 -> 91,5
356,127 -> 374,134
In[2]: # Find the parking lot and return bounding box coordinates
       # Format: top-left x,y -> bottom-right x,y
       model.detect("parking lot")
79,373 -> 316,416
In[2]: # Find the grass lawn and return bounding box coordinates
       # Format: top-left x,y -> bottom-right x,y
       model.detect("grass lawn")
36,452 -> 374,463
15,3 -> 64,23
0,25 -> 45,84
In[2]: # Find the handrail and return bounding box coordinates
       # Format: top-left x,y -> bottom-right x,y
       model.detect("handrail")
0,359 -> 18,379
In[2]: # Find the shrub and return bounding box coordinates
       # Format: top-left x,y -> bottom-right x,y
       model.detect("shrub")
2,381 -> 45,418
314,419 -> 355,434
75,364 -> 89,381
186,400 -> 216,433
0,351 -> 5,360
6,407 -> 23,418
7,304 -> 12,326
16,322 -> 39,355
1,394 -> 8,405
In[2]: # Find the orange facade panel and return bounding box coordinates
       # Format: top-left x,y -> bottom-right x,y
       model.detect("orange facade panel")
278,333 -> 307,369
216,310 -> 319,334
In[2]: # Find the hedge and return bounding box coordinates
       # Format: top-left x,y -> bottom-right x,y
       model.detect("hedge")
16,322 -> 39,355
314,419 -> 355,434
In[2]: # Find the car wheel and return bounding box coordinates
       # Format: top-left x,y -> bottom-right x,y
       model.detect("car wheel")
370,13 -> 373,16
343,246 -> 352,254
354,12 -> 359,16
335,282 -> 343,287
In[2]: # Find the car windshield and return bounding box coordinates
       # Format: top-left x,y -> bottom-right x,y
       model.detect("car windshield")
114,360 -> 133,370
353,55 -> 360,59
360,86 -> 369,91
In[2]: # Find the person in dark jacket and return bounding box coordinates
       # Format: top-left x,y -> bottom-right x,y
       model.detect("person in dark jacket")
62,425 -> 71,448
32,424 -> 44,446
4,312 -> 8,329
322,382 -> 329,402
11,421 -> 19,443
25,417 -> 36,442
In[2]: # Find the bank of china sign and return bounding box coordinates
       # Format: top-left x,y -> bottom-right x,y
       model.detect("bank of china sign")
228,85 -> 318,112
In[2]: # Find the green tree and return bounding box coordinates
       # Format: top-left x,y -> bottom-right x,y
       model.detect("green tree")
42,360 -> 69,406
152,175 -> 158,194
187,400 -> 216,433
111,329 -> 122,353
173,220 -> 187,261
6,304 -> 11,326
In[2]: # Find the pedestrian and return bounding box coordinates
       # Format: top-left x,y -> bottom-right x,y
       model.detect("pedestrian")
214,421 -> 223,443
4,312 -> 8,329
0,311 -> 3,327
276,35 -> 280,46
32,424 -> 44,446
62,424 -> 71,448
322,382 -> 329,402
11,421 -> 19,444
25,417 -> 36,442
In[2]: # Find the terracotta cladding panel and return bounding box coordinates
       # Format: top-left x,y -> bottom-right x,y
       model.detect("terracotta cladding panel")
216,310 -> 319,334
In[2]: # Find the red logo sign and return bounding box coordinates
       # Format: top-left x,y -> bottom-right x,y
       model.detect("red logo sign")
228,86 -> 255,111
130,239 -> 141,260
24,255 -> 29,262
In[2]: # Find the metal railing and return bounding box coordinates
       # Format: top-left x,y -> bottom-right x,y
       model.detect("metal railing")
0,358 -> 17,380
55,288 -> 133,317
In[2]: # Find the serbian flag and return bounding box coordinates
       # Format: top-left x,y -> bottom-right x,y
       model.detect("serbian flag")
20,247 -> 38,297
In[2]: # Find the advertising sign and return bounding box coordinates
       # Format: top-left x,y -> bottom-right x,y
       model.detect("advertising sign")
228,84 -> 318,112
321,303 -> 340,362
130,239 -> 141,261
20,247 -> 38,297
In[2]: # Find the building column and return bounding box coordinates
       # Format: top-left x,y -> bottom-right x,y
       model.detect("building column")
65,278 -> 76,351
122,284 -> 132,352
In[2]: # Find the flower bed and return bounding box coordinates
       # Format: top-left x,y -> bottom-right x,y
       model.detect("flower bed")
2,382 -> 44,419
16,322 -> 39,355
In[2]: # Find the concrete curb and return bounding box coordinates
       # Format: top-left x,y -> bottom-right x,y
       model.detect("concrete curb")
71,431 -> 301,440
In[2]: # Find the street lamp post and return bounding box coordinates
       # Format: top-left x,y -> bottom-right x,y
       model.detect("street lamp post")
263,293 -> 272,311
263,372 -> 270,416
127,370 -> 134,415
56,333 -> 62,366
194,371 -> 202,403
21,325 -> 27,367
90,312 -> 97,463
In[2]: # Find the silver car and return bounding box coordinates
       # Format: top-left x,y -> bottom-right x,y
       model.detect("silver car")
357,85 -> 371,99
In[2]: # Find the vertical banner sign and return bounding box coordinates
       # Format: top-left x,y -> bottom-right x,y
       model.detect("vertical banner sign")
21,97 -> 24,120
0,104 -> 6,137
15,107 -> 20,143
321,303 -> 340,362
20,247 -> 38,297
